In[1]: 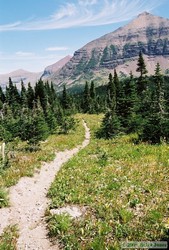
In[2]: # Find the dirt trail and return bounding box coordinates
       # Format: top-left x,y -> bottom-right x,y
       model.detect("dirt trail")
0,121 -> 90,250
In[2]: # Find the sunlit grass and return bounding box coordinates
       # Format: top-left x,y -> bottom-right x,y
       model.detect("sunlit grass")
0,116 -> 85,248
0,116 -> 85,193
0,225 -> 18,250
47,114 -> 169,249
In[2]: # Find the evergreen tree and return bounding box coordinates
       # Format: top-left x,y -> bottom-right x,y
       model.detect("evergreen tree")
136,51 -> 148,78
50,82 -> 57,105
114,70 -> 125,119
0,86 -> 5,103
27,83 -> 35,109
90,81 -> 96,99
99,73 -> 121,139
4,78 -> 20,115
35,79 -> 48,112
124,72 -> 140,132
140,63 -> 169,143
45,108 -> 57,133
98,109 -> 121,139
20,80 -> 27,106
61,85 -> 69,109
1,104 -> 19,141
6,78 -> 16,106
21,104 -> 49,146
82,81 -> 90,113
154,63 -> 165,115
89,81 -> 98,113
136,52 -> 148,95
107,73 -> 116,110
113,69 -> 120,99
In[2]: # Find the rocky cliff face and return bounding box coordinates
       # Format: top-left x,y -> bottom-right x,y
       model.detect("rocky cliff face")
41,55 -> 72,79
52,12 -> 169,85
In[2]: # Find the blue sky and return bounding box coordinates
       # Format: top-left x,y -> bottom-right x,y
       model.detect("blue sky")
0,0 -> 169,74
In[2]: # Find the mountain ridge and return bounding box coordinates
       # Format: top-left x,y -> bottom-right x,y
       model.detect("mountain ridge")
0,56 -> 72,88
50,11 -> 169,87
1,12 -> 169,89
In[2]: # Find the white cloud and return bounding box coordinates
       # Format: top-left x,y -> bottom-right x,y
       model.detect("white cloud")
1,53 -> 63,61
46,47 -> 69,51
78,0 -> 98,6
0,0 -> 163,31
15,51 -> 35,57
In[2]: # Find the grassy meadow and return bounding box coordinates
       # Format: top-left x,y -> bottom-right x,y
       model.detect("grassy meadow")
0,226 -> 18,250
47,114 -> 169,249
0,117 -> 85,207
0,117 -> 85,249
0,113 -> 168,249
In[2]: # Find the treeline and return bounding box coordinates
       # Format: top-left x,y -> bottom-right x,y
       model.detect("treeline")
98,52 -> 169,143
0,79 -> 76,146
1,52 -> 169,145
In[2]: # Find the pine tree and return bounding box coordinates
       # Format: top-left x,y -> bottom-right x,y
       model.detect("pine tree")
98,73 -> 121,139
140,63 -> 169,143
20,80 -> 27,107
107,73 -> 116,110
45,108 -> 57,133
124,72 -> 140,132
136,51 -> 148,78
34,79 -> 48,112
82,81 -> 90,113
90,81 -> 96,99
89,81 -> 97,113
98,109 -> 121,139
114,70 -> 124,118
61,85 -> 69,109
50,82 -> 57,105
21,104 -> 49,146
154,63 -> 165,115
113,69 -> 120,99
27,83 -> 35,109
136,51 -> 148,95
6,78 -> 15,105
0,86 -> 5,103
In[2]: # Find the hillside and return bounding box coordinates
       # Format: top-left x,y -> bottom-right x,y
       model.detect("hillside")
51,12 -> 169,87
41,55 -> 72,80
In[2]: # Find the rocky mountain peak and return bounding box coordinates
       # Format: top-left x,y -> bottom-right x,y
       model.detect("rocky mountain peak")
50,12 -> 169,86
137,11 -> 152,17
122,11 -> 169,32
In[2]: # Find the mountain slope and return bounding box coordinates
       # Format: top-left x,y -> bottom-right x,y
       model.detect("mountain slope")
51,12 -> 169,86
41,55 -> 72,80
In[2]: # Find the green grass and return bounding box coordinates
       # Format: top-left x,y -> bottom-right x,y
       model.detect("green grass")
47,114 -> 169,249
0,188 -> 9,208
0,225 -> 18,250
0,116 -> 85,200
0,116 -> 85,249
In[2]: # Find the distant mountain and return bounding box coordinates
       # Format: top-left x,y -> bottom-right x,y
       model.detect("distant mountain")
0,56 -> 72,89
0,69 -> 42,89
41,55 -> 72,80
50,12 -> 169,87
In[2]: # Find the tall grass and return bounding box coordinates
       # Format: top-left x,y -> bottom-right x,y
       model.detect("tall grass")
47,114 -> 169,249
0,117 -> 85,201
0,225 -> 18,250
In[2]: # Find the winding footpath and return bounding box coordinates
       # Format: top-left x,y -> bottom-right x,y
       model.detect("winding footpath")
0,121 -> 90,250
